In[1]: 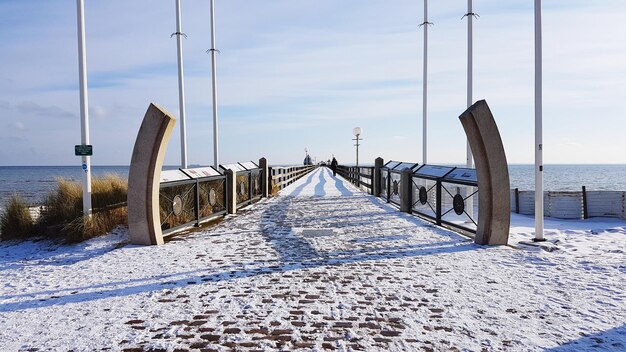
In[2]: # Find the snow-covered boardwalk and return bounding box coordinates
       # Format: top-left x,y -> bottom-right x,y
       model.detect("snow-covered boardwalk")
1,167 -> 625,351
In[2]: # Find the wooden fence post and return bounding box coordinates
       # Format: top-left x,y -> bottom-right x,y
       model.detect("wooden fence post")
582,186 -> 588,219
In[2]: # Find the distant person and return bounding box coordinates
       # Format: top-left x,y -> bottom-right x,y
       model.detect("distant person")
330,156 -> 338,176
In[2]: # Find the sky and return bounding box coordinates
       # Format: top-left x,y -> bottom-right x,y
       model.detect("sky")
0,0 -> 625,166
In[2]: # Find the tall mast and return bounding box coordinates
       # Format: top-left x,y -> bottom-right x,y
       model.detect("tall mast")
209,0 -> 220,168
76,0 -> 92,216
173,0 -> 188,168
420,0 -> 432,164
534,0 -> 545,241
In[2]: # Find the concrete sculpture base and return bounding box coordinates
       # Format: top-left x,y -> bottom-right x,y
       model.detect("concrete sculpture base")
128,104 -> 177,245
459,100 -> 511,245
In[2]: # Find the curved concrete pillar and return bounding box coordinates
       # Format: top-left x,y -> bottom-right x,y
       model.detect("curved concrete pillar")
128,104 -> 177,245
459,100 -> 511,245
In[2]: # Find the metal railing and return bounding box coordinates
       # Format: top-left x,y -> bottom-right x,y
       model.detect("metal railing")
270,165 -> 317,194
220,162 -> 263,209
380,161 -> 420,207
336,165 -> 374,194
159,169 -> 227,236
377,161 -> 480,235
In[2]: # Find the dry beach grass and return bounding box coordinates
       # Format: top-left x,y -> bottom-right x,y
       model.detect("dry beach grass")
0,174 -> 128,242
0,195 -> 35,240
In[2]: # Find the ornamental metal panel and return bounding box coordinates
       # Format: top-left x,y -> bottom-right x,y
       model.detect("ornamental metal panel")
251,170 -> 262,199
444,167 -> 477,183
236,173 -> 251,206
380,169 -> 389,200
159,182 -> 197,232
160,169 -> 191,183
389,171 -> 401,205
182,166 -> 222,178
411,176 -> 437,219
198,178 -> 226,220
440,182 -> 478,233
414,164 -> 455,178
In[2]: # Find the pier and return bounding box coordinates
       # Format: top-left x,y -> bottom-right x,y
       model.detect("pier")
1,167 -> 624,350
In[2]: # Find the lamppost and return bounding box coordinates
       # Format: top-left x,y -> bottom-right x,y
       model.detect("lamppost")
353,127 -> 362,168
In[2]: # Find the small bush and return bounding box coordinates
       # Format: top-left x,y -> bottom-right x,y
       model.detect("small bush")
0,195 -> 35,240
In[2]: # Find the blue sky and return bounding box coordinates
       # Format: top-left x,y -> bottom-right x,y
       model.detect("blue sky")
0,0 -> 625,166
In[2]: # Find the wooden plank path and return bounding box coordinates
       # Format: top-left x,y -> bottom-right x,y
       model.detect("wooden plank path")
1,167 -> 624,351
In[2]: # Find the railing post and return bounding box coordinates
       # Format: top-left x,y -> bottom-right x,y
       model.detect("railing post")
436,179 -> 442,225
194,179 -> 200,226
400,168 -> 413,213
248,170 -> 252,204
225,169 -> 237,214
515,188 -> 520,214
582,185 -> 588,219
374,157 -> 384,196
387,174 -> 391,203
259,157 -> 269,198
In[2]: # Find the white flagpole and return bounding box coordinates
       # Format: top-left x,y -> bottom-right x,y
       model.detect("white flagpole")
174,0 -> 188,168
465,0 -> 476,221
534,0 -> 545,241
466,0 -> 474,168
76,0 -> 92,216
209,0 -> 220,168
420,0 -> 431,165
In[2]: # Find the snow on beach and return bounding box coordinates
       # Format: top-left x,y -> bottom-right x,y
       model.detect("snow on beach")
1,167 -> 625,351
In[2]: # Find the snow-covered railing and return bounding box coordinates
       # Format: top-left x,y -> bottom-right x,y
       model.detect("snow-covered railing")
270,165 -> 317,195
158,159 -> 269,237
159,166 -> 227,236
412,165 -> 479,235
336,166 -> 374,194
371,160 -> 480,236
379,161 -> 420,207
511,188 -> 626,220
220,161 -> 263,209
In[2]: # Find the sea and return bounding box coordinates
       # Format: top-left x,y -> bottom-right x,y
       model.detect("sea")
0,164 -> 625,209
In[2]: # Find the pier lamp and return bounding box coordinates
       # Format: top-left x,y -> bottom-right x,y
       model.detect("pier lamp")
352,127 -> 362,168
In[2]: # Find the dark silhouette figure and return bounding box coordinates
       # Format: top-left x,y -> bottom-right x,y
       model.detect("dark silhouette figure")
330,157 -> 338,176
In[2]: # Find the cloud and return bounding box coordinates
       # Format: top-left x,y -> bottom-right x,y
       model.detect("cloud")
11,121 -> 26,131
16,101 -> 76,120
89,105 -> 106,119
0,0 -> 625,165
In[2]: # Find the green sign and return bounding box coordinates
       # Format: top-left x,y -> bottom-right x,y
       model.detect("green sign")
75,145 -> 93,156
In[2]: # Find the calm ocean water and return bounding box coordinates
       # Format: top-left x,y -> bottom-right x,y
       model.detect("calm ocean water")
0,164 -> 625,208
